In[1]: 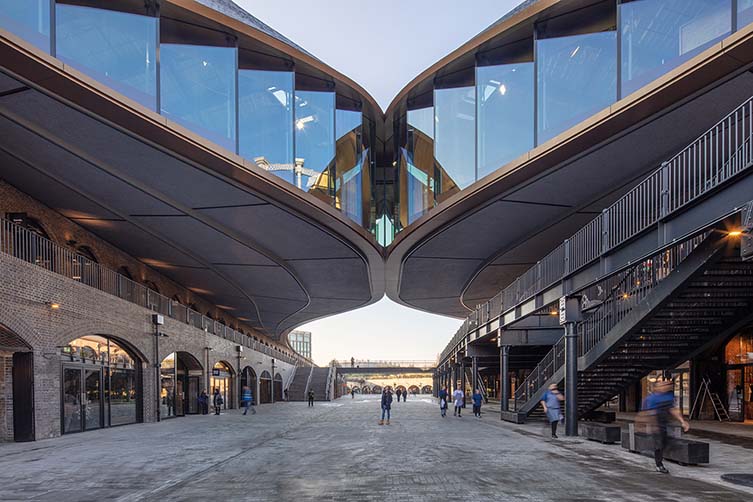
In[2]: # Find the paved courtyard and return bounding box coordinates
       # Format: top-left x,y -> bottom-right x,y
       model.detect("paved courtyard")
2,395 -> 753,501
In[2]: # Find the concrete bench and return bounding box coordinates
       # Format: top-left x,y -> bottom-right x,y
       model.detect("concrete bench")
582,410 -> 616,423
580,422 -> 622,444
620,431 -> 709,465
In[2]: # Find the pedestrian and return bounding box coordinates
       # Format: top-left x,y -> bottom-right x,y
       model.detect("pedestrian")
379,387 -> 393,425
438,385 -> 448,418
404,388 -> 408,401
198,390 -> 209,415
284,388 -> 289,401
212,388 -> 223,416
452,387 -> 464,417
641,379 -> 690,474
351,356 -> 355,368
540,384 -> 564,438
241,385 -> 256,415
472,388 -> 483,418
308,389 -> 315,407
396,388 -> 402,402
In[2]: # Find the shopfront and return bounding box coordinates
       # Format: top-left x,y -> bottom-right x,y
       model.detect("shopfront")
210,361 -> 235,410
61,335 -> 141,434
160,351 -> 203,419
724,332 -> 753,422
259,370 -> 272,404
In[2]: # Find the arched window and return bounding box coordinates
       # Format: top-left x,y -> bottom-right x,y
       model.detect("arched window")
118,266 -> 133,280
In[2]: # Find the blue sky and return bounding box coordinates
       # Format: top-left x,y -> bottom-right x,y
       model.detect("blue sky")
238,0 -> 520,364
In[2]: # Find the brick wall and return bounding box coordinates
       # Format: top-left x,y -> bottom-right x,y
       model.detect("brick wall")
0,251 -> 296,441
0,352 -> 12,441
0,179 -> 293,355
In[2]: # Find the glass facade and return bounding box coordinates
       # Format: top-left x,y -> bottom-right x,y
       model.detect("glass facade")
620,0 -> 732,97
477,62 -> 534,178
537,31 -> 617,144
160,43 -> 237,151
295,90 -> 335,196
56,3 -> 157,110
288,330 -> 312,359
238,70 -> 294,184
434,86 -> 476,190
3,1 -> 753,245
0,0 -> 50,51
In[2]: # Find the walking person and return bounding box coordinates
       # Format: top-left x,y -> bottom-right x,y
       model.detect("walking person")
351,388 -> 355,399
642,379 -> 690,474
438,386 -> 448,418
540,384 -> 564,438
212,388 -> 223,416
396,388 -> 402,403
241,385 -> 256,415
452,387 -> 464,417
472,388 -> 483,418
308,389 -> 315,407
198,390 -> 209,415
379,387 -> 393,425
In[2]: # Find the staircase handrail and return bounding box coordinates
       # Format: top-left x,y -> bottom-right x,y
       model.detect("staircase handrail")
302,364 -> 315,399
441,95 -> 753,364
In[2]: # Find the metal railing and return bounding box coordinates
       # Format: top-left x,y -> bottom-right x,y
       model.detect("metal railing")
512,234 -> 706,410
335,359 -> 436,370
440,95 -> 753,364
0,217 -> 303,366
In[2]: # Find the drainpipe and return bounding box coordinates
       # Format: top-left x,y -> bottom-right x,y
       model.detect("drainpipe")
152,314 -> 164,422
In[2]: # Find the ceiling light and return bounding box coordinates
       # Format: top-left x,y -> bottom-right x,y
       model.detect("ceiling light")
499,84 -> 507,95
48,302 -> 60,310
570,46 -> 580,58
728,230 -> 743,237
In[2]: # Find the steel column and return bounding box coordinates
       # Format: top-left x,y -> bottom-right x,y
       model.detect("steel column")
564,322 -> 578,436
500,345 -> 510,412
471,356 -> 478,394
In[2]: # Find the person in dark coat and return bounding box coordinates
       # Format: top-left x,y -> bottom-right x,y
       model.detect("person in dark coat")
438,386 -> 448,418
198,390 -> 209,415
308,389 -> 315,407
212,388 -> 223,415
379,387 -> 393,425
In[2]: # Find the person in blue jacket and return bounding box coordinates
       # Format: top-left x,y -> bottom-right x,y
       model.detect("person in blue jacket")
540,384 -> 564,438
642,379 -> 689,473
379,387 -> 393,425
472,389 -> 483,418
438,386 -> 448,418
241,385 -> 256,415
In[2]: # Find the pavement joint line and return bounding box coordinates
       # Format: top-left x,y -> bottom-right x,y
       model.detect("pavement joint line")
115,405 -> 341,502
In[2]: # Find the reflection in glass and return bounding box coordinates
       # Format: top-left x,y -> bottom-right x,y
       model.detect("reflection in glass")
477,63 -> 534,178
84,369 -> 102,430
537,31 -> 616,144
621,0 -> 732,97
295,91 -> 335,198
434,87 -> 476,190
741,0 -> 753,29
0,0 -> 50,51
63,367 -> 81,433
160,352 -> 176,419
403,107 -> 437,225
160,44 -> 237,150
238,70 -> 294,184
335,108 -> 365,225
109,368 -> 136,426
55,4 -> 157,110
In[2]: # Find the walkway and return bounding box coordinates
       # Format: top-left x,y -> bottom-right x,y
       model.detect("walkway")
1,396 -> 752,501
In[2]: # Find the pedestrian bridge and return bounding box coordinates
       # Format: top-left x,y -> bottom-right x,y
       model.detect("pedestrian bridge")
335,360 -> 435,374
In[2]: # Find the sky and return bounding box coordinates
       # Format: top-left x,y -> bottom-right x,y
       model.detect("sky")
237,0 -> 521,364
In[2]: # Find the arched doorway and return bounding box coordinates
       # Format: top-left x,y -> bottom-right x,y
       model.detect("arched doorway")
240,366 -> 257,405
422,385 -> 432,394
259,371 -> 272,404
160,351 -> 202,419
396,385 -> 407,396
211,361 -> 235,410
362,386 -> 371,394
61,335 -> 142,434
0,324 -> 34,442
372,385 -> 382,394
408,385 -> 420,395
273,373 -> 283,402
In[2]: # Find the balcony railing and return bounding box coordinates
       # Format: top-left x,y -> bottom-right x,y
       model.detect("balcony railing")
335,360 -> 436,370
0,217 -> 303,366
440,95 -> 753,364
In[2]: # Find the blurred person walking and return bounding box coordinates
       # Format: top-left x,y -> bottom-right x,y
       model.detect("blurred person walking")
453,387 -> 464,417
540,384 -> 564,438
438,386 -> 448,418
379,387 -> 393,425
642,379 -> 690,474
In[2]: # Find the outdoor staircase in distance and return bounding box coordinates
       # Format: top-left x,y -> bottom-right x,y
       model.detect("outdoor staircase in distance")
307,367 -> 331,401
287,365 -> 313,401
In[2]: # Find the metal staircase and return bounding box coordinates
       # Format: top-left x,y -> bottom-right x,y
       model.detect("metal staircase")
512,232 -> 753,418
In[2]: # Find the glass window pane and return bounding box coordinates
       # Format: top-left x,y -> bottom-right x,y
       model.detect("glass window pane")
741,0 -> 753,29
160,44 -> 237,151
434,86 -> 476,191
56,4 -> 157,110
0,0 -> 50,51
621,0 -> 732,97
294,90 -> 335,197
537,31 -> 616,144
335,108 -> 364,225
238,70 -> 294,184
477,62 -> 534,178
403,107 -> 436,224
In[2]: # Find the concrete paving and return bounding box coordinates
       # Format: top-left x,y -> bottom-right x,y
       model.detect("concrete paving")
2,395 -> 753,501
